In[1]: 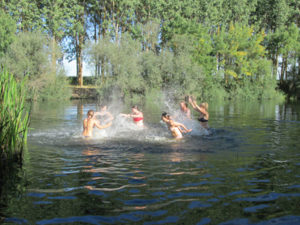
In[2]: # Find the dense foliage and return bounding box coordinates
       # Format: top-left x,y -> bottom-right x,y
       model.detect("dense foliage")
0,70 -> 30,164
0,11 -> 71,101
0,0 -> 299,100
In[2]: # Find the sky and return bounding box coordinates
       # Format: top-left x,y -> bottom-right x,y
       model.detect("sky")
63,58 -> 93,77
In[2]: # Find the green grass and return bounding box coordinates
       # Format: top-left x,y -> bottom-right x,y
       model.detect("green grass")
0,70 -> 30,165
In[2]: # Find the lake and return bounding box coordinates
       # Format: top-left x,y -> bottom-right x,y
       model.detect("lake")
0,99 -> 300,225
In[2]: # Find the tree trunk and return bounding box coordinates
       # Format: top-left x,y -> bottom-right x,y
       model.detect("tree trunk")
100,18 -> 106,84
78,33 -> 83,86
273,53 -> 279,79
94,20 -> 98,77
224,54 -> 228,85
280,55 -> 285,84
76,31 -> 84,86
101,57 -> 105,84
298,56 -> 300,78
76,9 -> 85,87
284,55 -> 288,81
51,36 -> 56,75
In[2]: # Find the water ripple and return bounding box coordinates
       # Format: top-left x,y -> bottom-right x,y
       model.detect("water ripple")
36,210 -> 169,225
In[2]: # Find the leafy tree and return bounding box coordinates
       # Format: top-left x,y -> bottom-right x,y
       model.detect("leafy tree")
266,23 -> 299,82
3,31 -> 50,79
254,0 -> 290,31
65,0 -> 86,86
39,0 -> 75,73
159,0 -> 200,44
2,31 -> 70,100
1,0 -> 296,98
0,10 -> 16,57
213,23 -> 267,82
3,0 -> 41,31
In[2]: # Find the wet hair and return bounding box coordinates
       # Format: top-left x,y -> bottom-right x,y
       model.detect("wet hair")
200,102 -> 208,110
161,112 -> 170,119
180,101 -> 188,108
162,112 -> 168,117
87,109 -> 94,117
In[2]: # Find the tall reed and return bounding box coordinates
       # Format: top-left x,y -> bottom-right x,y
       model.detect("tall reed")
0,70 -> 30,165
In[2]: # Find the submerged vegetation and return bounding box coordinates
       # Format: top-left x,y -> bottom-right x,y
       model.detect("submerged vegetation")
0,70 -> 30,165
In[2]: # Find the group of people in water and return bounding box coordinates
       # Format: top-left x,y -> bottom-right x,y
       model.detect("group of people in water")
82,96 -> 209,139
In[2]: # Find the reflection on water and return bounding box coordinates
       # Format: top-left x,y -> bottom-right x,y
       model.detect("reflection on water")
1,100 -> 300,225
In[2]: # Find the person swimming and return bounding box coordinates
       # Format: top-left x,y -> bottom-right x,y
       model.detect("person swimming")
120,105 -> 144,127
161,112 -> 192,139
82,110 -> 112,138
94,104 -> 114,124
179,101 -> 191,119
188,96 -> 209,129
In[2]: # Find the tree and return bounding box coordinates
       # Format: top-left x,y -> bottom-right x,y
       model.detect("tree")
2,31 -> 51,99
39,0 -> 75,74
3,0 -> 41,31
67,0 -> 87,86
0,10 -> 16,58
254,0 -> 290,31
213,23 -> 268,84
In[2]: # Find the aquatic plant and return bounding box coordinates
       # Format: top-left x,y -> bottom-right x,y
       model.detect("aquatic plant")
0,70 -> 30,165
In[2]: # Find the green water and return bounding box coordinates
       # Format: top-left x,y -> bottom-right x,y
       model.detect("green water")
0,99 -> 299,225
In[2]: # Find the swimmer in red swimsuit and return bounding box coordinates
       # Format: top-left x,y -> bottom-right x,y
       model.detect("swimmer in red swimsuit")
120,105 -> 144,127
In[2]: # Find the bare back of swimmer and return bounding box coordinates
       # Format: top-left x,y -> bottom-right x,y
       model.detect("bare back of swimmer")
83,110 -> 112,137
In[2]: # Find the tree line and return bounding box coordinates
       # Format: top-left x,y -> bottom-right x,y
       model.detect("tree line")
0,0 -> 299,100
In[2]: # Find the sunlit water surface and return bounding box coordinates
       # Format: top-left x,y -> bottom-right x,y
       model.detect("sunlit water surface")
1,100 -> 300,225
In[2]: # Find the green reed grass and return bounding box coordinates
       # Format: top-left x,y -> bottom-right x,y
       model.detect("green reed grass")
0,70 -> 30,165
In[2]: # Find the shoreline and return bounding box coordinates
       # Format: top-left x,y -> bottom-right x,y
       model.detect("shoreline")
69,86 -> 99,99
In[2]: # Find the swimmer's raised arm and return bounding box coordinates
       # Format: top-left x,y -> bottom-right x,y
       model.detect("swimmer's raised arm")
189,96 -> 203,113
120,113 -> 142,118
120,113 -> 131,118
130,112 -> 143,118
94,111 -> 102,116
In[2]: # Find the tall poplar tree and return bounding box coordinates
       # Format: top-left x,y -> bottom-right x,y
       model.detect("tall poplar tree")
39,0 -> 75,74
68,0 -> 87,86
